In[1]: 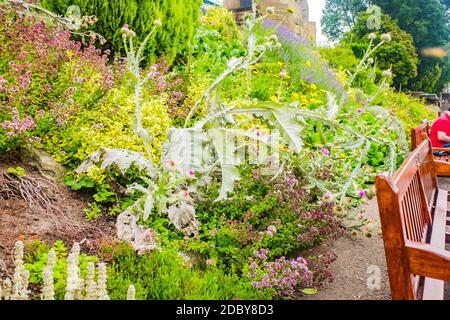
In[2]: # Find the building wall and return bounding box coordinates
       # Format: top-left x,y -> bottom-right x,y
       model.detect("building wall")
223,0 -> 316,44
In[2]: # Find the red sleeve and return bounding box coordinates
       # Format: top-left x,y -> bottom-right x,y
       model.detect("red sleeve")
434,120 -> 449,134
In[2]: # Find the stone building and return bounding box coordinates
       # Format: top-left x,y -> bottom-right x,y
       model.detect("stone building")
223,0 -> 316,44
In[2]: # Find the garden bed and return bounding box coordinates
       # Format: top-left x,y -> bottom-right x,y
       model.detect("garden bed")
0,0 -> 443,301
0,161 -> 115,279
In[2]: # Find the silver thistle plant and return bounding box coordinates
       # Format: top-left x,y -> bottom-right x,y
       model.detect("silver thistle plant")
75,0 -> 408,246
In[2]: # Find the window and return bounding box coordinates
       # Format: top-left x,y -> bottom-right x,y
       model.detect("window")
240,0 -> 252,9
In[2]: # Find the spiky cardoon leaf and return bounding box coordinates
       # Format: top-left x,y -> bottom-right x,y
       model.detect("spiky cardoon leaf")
208,128 -> 241,200
76,148 -> 153,176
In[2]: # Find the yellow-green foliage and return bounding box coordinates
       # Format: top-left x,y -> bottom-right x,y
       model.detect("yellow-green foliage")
40,86 -> 172,168
176,77 -> 211,125
373,90 -> 437,136
200,6 -> 240,41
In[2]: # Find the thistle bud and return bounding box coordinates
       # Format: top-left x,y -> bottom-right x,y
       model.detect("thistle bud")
121,24 -> 136,38
266,7 -> 275,15
381,33 -> 392,42
382,69 -> 393,78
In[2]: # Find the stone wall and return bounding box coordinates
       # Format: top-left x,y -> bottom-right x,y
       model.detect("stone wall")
223,0 -> 316,44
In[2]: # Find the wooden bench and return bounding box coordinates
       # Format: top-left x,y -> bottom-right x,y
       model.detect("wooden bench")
376,139 -> 450,300
411,121 -> 450,162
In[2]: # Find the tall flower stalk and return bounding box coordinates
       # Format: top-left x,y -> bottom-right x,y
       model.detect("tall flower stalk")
347,32 -> 392,88
122,21 -> 162,162
41,249 -> 56,300
64,242 -> 81,300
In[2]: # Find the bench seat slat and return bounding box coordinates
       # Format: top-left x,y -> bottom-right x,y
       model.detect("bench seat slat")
423,188 -> 447,300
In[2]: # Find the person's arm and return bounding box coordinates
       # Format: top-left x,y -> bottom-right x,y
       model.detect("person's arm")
437,131 -> 450,143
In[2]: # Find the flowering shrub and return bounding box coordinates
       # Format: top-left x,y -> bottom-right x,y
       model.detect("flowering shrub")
0,8 -> 119,151
40,86 -> 172,168
247,249 -> 313,296
261,19 -> 345,98
185,168 -> 344,270
0,0 -> 439,301
246,248 -> 336,297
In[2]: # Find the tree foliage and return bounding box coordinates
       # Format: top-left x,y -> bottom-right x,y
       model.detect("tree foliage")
370,0 -> 450,93
41,0 -> 203,65
342,13 -> 418,89
321,0 -> 368,41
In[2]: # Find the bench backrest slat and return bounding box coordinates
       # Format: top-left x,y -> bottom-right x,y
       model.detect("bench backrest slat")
399,172 -> 429,242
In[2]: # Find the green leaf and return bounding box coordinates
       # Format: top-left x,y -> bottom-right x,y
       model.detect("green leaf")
310,133 -> 321,145
7,166 -> 26,177
300,288 -> 318,295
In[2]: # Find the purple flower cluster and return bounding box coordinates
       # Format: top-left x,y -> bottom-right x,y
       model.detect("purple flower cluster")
265,225 -> 277,237
262,19 -> 310,46
271,172 -> 305,208
1,108 -> 35,137
144,59 -> 185,117
0,11 -> 120,138
261,19 -> 344,96
305,252 -> 337,287
247,248 -> 314,297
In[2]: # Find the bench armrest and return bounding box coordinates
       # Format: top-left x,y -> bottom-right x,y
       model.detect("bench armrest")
434,160 -> 450,177
406,242 -> 450,282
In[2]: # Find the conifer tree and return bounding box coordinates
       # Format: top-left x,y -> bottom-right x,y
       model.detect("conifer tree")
41,0 -> 203,65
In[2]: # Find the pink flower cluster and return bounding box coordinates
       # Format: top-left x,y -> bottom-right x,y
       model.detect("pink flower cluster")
247,248 -> 314,297
265,225 -> 277,237
305,252 -> 337,287
1,108 -> 35,137
223,220 -> 260,246
267,171 -> 344,244
145,59 -> 186,118
0,10 -> 119,134
271,172 -> 305,208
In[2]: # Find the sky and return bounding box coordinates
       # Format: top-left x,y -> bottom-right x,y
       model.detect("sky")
307,0 -> 328,44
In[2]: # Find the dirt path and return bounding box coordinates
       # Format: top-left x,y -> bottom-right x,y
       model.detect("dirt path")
299,197 -> 391,300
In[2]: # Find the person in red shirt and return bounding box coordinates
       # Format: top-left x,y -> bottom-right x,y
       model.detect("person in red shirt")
429,110 -> 450,148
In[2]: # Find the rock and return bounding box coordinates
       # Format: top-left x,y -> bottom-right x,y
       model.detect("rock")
20,145 -> 67,184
